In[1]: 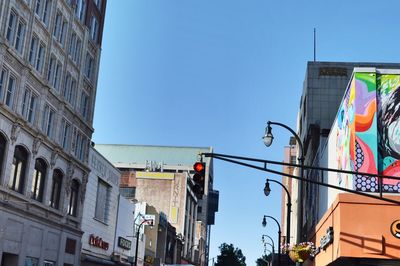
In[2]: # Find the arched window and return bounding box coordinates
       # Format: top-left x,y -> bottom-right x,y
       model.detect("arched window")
8,145 -> 28,193
67,179 -> 79,216
0,133 -> 7,179
50,169 -> 63,209
31,158 -> 47,202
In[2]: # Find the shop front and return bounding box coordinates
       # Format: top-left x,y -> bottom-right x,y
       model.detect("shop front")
311,193 -> 400,266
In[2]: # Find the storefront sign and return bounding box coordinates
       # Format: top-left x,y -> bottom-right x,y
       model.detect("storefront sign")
89,234 -> 109,250
118,237 -> 132,250
319,227 -> 334,250
391,220 -> 400,238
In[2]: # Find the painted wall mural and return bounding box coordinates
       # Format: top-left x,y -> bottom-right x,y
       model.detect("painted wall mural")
335,72 -> 400,193
378,74 -> 400,192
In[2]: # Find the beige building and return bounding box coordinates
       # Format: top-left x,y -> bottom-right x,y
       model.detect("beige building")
95,144 -> 219,266
0,0 -> 106,265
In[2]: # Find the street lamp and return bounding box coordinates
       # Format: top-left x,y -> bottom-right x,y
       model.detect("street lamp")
263,120 -> 305,242
261,234 -> 275,253
264,179 -> 292,245
262,215 -> 281,266
134,219 -> 151,266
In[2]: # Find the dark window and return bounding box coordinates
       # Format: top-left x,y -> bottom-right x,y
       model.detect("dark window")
67,179 -> 79,216
65,238 -> 76,254
50,169 -> 62,209
8,145 -> 28,193
31,158 -> 47,202
0,134 -> 7,180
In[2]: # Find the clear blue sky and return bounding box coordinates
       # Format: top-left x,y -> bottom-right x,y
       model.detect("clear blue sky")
92,1 -> 400,264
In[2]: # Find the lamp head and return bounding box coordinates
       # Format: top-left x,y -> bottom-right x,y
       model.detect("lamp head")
262,123 -> 274,147
262,216 -> 267,227
264,180 -> 271,197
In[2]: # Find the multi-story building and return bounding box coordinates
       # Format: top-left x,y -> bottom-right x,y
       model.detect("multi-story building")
292,61 -> 400,243
0,0 -> 106,265
280,137 -> 296,245
95,144 -> 219,266
81,146 -> 120,265
306,68 -> 400,265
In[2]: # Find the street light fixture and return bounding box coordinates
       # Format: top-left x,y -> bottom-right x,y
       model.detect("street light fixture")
262,122 -> 274,147
263,180 -> 271,196
264,178 -> 292,245
263,120 -> 305,242
262,215 -> 281,266
262,234 -> 275,253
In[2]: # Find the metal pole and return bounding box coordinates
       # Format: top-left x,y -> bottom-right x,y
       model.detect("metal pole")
267,121 -> 305,243
264,215 -> 281,266
134,220 -> 148,266
267,179 -> 291,245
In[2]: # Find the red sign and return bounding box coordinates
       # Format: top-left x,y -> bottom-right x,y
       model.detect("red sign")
89,234 -> 109,250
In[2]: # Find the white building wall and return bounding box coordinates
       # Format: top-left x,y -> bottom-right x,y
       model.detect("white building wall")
81,147 -> 120,261
113,196 -> 135,263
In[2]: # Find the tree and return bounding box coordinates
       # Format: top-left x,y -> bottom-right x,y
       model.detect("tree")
214,243 -> 246,266
256,254 -> 272,266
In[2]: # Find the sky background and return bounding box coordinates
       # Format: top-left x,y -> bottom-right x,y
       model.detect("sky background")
92,1 -> 400,264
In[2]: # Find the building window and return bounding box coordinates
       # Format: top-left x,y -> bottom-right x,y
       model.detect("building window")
29,36 -> 46,73
85,52 -> 94,80
8,145 -> 28,193
60,119 -> 71,150
63,73 -> 77,106
24,257 -> 39,266
67,179 -> 79,216
0,68 -> 17,108
35,0 -> 51,26
47,56 -> 62,90
74,0 -> 86,22
31,158 -> 47,202
47,56 -> 55,82
28,36 -> 38,66
41,104 -> 55,139
53,12 -> 67,46
0,134 -> 7,180
44,261 -> 56,266
90,16 -> 98,42
21,88 -> 37,124
53,62 -> 62,91
6,11 -> 16,45
95,178 -> 110,223
74,131 -> 86,161
14,19 -> 26,55
80,92 -> 89,119
50,169 -> 62,209
5,75 -> 16,108
68,33 -> 82,65
5,9 -> 29,54
95,0 -> 101,9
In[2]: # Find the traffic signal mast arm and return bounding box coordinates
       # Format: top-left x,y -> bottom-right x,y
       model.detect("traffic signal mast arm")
200,152 -> 400,205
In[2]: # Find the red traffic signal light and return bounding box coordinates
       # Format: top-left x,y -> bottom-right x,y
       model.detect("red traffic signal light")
193,162 -> 205,172
192,162 -> 206,197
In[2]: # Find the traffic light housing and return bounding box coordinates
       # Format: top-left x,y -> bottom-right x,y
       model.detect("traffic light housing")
192,162 -> 206,197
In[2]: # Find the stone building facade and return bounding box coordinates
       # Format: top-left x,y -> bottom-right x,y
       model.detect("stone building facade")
0,0 -> 106,265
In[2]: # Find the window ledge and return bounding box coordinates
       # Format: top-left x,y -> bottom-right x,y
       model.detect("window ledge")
93,217 -> 108,226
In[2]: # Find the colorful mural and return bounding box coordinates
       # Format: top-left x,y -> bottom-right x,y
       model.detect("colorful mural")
378,74 -> 400,191
335,71 -> 400,193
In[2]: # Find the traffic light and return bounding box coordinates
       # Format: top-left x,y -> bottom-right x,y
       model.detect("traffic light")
192,162 -> 206,197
